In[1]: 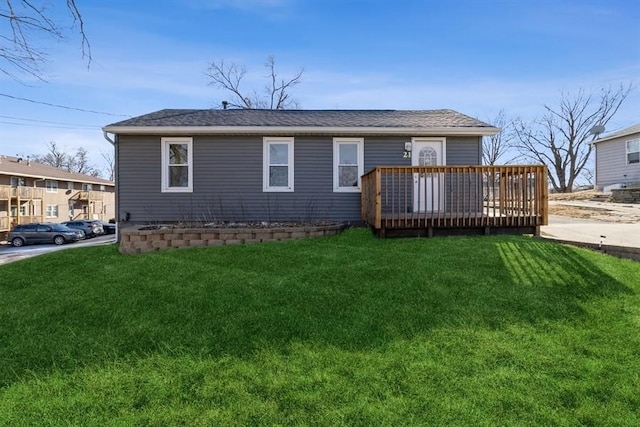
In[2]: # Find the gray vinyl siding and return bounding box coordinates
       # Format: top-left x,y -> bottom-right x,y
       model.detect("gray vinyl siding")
595,134 -> 640,189
117,135 -> 481,224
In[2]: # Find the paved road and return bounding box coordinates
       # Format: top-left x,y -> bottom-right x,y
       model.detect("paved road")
0,234 -> 116,265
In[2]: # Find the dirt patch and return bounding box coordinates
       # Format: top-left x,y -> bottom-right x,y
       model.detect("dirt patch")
548,190 -> 608,201
547,190 -> 640,223
548,204 -> 611,219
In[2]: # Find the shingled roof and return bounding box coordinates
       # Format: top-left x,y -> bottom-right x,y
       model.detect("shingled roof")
592,123 -> 640,144
0,155 -> 114,186
104,109 -> 499,136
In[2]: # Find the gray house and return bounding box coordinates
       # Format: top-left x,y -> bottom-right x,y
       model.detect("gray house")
103,109 -> 548,236
593,124 -> 640,190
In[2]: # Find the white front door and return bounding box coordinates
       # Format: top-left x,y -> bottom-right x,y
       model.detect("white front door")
412,138 -> 445,212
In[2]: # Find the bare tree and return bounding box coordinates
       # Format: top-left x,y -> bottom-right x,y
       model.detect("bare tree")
482,109 -> 518,165
101,150 -> 114,181
1,0 -> 91,81
513,85 -> 632,193
30,141 -> 67,168
206,55 -> 303,109
31,141 -> 100,176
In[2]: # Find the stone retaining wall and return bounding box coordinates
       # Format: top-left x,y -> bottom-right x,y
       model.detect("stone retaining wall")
611,188 -> 640,204
119,224 -> 345,254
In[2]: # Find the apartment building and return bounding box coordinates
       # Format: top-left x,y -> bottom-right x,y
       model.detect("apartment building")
0,155 -> 115,237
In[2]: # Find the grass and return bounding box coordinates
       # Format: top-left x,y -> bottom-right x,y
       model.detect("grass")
0,229 -> 639,425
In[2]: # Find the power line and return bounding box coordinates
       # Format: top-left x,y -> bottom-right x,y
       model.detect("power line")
0,121 -> 101,130
0,93 -> 130,117
0,115 -> 101,129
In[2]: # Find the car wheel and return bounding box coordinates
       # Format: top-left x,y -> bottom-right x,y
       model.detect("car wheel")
11,237 -> 25,247
53,235 -> 66,245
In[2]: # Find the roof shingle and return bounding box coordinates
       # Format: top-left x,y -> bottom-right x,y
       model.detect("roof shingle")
0,155 -> 114,185
105,109 -> 494,130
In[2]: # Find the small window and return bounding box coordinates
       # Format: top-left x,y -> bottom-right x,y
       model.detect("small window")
100,185 -> 106,191
82,183 -> 93,191
46,205 -> 59,218
161,137 -> 193,192
45,180 -> 58,193
67,182 -> 74,190
627,139 -> 639,165
333,138 -> 364,192
11,176 -> 25,187
263,137 -> 294,192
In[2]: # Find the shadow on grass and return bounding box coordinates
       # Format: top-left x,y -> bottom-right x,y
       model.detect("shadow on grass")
0,230 -> 635,386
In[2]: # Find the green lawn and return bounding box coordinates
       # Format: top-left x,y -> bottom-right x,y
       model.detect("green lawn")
1,229 -> 639,426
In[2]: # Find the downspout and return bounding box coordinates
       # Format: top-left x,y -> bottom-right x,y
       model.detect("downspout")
103,131 -> 120,243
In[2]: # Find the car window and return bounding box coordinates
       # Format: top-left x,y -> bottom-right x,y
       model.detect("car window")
36,225 -> 52,232
17,224 -> 37,231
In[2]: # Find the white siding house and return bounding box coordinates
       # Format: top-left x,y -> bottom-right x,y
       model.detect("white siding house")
593,124 -> 640,190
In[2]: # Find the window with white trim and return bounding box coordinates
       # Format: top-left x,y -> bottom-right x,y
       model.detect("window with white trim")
161,137 -> 193,192
263,137 -> 294,192
67,181 -> 74,190
627,138 -> 639,165
100,185 -> 106,191
45,180 -> 58,193
333,138 -> 364,192
82,183 -> 93,191
46,205 -> 59,218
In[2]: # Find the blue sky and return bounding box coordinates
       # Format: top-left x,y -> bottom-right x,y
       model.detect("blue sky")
1,0 -> 639,176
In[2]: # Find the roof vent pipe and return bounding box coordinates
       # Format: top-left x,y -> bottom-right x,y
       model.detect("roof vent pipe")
222,101 -> 228,110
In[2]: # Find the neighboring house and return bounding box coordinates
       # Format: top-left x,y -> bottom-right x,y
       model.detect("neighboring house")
0,155 -> 115,237
593,124 -> 640,190
103,109 -> 548,236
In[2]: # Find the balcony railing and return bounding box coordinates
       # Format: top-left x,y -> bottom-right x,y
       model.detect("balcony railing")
73,190 -> 104,201
0,185 -> 45,199
361,165 -> 548,235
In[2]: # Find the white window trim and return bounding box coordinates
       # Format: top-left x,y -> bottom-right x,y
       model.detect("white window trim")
45,180 -> 58,193
263,137 -> 294,192
626,138 -> 639,165
46,205 -> 59,218
333,137 -> 364,192
161,137 -> 194,193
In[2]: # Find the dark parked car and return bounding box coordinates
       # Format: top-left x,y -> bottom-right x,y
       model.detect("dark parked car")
8,223 -> 85,247
62,220 -> 104,238
95,220 -> 116,235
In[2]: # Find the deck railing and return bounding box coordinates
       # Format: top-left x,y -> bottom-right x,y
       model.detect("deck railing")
74,190 -> 104,201
361,165 -> 548,231
0,185 -> 45,200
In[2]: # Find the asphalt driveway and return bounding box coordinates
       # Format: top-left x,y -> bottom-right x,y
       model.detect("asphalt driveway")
0,234 -> 116,265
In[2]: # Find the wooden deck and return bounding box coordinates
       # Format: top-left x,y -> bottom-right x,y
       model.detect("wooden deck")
361,165 -> 548,237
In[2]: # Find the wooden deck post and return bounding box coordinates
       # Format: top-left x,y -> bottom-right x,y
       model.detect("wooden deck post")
375,167 -> 382,229
541,166 -> 549,225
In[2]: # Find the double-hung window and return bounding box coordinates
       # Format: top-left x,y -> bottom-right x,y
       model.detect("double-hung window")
46,205 -> 59,218
45,180 -> 58,193
627,139 -> 639,165
263,137 -> 294,192
333,138 -> 364,192
161,137 -> 193,192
